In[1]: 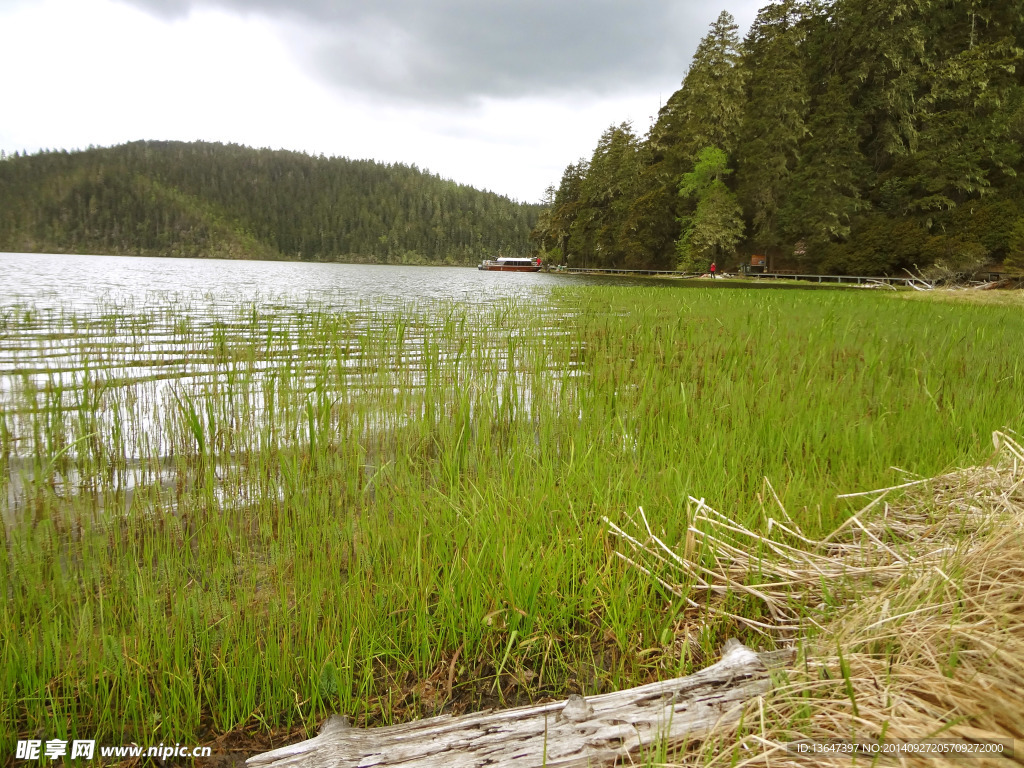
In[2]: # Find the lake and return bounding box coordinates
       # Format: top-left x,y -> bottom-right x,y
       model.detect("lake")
0,251 -> 678,309
0,251 -> 658,451
1,252 -> 614,512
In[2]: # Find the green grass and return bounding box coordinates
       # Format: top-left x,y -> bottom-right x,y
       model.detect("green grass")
1,285 -> 1022,755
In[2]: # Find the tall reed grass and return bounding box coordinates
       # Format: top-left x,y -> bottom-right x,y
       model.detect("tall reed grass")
1,285 -> 1022,756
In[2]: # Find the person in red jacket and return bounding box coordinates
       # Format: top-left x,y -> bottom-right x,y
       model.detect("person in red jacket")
710,262 -> 717,279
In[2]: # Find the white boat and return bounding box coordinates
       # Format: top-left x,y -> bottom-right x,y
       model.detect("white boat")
477,257 -> 542,272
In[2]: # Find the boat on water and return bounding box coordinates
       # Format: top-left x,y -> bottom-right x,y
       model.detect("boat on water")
477,256 -> 543,272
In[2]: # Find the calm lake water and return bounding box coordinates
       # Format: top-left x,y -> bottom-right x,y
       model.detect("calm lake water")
3,252 -> 652,504
0,252 -> 677,309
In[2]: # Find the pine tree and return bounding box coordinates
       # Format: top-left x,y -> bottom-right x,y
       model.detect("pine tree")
619,163 -> 679,270
569,123 -> 641,267
778,75 -> 867,252
621,10 -> 745,269
901,7 -> 1022,214
735,0 -> 809,250
833,0 -> 930,169
528,184 -> 559,256
652,10 -> 746,170
675,147 -> 745,270
529,0 -> 1023,275
546,161 -> 587,264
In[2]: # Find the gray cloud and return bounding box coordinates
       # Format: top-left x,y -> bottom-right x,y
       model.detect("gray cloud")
119,0 -> 760,105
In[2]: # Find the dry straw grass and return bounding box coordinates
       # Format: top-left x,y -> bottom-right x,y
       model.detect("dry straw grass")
607,431 -> 1024,767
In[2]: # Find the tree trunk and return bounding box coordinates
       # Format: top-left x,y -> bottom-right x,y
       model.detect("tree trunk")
247,640 -> 788,768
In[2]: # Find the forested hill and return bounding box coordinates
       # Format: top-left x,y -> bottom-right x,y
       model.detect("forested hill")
532,0 -> 1024,277
0,141 -> 541,264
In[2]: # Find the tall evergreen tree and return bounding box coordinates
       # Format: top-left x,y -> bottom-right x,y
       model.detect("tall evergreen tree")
618,10 -> 746,269
902,8 -> 1021,214
832,0 -> 929,169
528,184 -> 559,256
735,0 -> 809,250
653,10 -> 746,167
778,75 -> 867,252
619,162 -> 679,270
569,123 -> 642,267
675,147 -> 745,270
545,161 -> 587,264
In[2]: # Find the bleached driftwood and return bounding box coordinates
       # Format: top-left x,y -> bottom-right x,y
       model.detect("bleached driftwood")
247,640 -> 786,768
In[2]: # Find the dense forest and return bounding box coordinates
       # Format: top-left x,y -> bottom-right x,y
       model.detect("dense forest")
0,141 -> 541,264
532,0 -> 1024,277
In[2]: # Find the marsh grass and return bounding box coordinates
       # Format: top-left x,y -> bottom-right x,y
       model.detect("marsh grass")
1,285 -> 1023,759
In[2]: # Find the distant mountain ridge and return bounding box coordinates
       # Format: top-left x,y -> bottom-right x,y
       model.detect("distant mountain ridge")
0,141 -> 541,264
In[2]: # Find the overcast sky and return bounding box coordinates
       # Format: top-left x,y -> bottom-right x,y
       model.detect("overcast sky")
0,0 -> 761,202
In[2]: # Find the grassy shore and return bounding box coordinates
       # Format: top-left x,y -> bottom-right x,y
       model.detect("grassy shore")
649,432 -> 1024,767
2,285 -> 1023,759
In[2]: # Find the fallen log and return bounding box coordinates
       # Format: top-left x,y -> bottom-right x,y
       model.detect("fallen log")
247,639 -> 788,768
